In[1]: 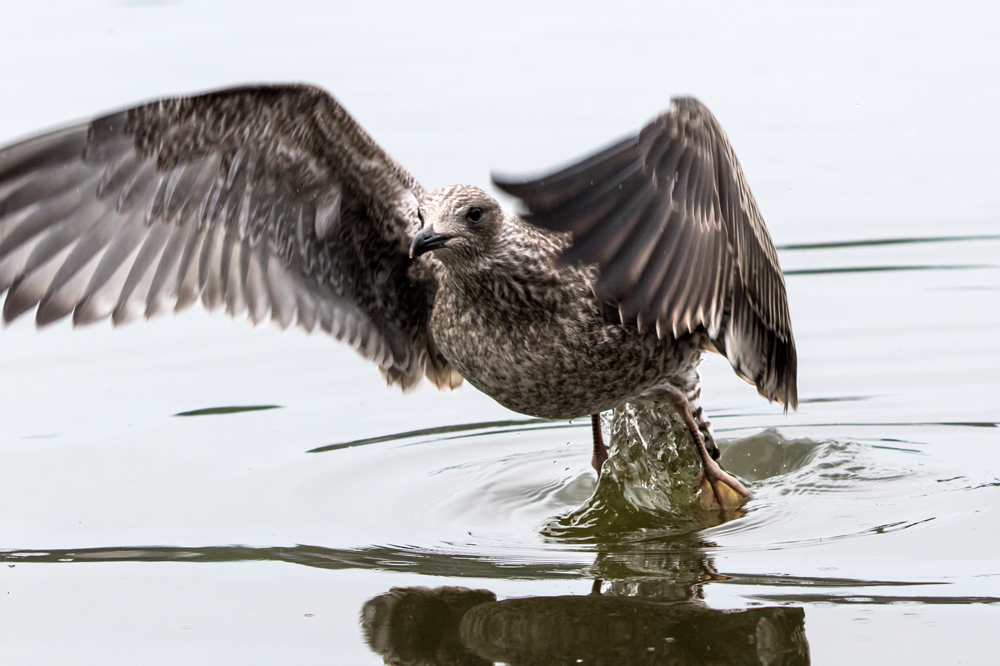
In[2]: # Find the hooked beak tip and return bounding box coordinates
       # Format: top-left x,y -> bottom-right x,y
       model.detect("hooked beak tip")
409,226 -> 452,258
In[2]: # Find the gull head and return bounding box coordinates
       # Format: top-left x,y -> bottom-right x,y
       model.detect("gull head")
409,185 -> 504,266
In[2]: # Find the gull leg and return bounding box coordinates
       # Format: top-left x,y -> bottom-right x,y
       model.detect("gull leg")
659,386 -> 750,511
591,413 -> 608,478
673,363 -> 720,460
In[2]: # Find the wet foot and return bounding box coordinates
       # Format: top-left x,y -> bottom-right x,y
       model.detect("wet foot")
698,457 -> 752,511
655,385 -> 752,512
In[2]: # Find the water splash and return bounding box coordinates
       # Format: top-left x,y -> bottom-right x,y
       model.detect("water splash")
544,399 -> 730,540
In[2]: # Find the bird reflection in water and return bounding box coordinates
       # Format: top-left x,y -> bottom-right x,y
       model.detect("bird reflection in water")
361,401 -> 809,665
361,544 -> 809,666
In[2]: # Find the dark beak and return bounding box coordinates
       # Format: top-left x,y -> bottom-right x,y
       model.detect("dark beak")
409,226 -> 453,258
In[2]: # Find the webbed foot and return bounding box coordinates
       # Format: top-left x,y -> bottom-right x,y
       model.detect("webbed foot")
656,385 -> 752,512
698,457 -> 752,511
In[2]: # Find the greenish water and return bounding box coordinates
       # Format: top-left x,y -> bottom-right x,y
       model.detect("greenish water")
2,1 -> 999,664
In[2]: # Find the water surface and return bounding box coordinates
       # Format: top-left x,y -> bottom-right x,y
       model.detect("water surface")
1,2 -> 999,664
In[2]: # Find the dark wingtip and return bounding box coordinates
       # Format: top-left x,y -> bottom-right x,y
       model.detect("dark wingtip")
786,380 -> 799,413
490,171 -> 525,195
778,338 -> 799,413
490,134 -> 639,214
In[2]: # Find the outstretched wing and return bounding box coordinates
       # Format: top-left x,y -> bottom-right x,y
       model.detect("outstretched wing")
0,84 -> 460,390
493,97 -> 796,409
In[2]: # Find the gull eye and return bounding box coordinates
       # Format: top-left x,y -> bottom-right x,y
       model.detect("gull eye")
466,207 -> 482,222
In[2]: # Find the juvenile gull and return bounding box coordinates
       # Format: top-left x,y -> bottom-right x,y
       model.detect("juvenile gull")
0,85 -> 796,510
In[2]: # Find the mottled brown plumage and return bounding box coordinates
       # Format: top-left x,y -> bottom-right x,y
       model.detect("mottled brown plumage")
0,85 -> 794,509
493,98 -> 797,411
416,185 -> 707,421
0,84 -> 454,389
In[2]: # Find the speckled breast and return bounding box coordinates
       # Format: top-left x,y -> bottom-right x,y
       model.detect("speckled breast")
431,288 -> 701,420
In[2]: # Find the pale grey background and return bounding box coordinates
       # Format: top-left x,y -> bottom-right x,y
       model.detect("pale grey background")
1,1 -> 998,664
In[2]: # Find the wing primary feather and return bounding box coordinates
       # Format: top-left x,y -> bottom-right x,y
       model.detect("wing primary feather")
70,207 -> 145,306
272,270 -> 300,329
4,245 -> 74,323
669,230 -> 715,335
36,207 -> 130,323
699,233 -> 728,338
239,234 -> 252,295
197,218 -> 219,292
111,222 -> 171,325
243,236 -> 269,324
16,194 -> 107,280
199,223 -> 225,311
223,229 -> 248,317
218,223 -> 237,304
560,171 -> 654,266
492,134 -> 638,211
73,210 -> 148,325
0,161 -> 95,219
174,229 -> 206,312
317,288 -> 336,334
525,159 -> 644,235
616,205 -> 685,322
0,213 -> 41,292
683,155 -> 707,222
657,238 -> 701,337
36,250 -> 102,326
706,251 -> 731,338
145,221 -> 190,317
595,176 -> 676,305
0,176 -> 95,261
0,125 -> 88,185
